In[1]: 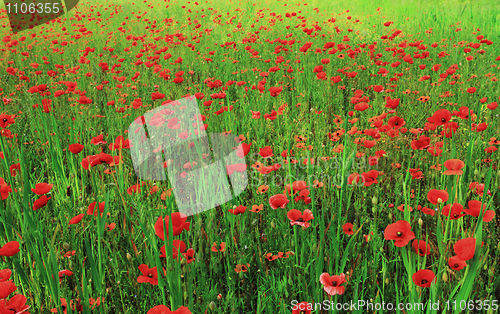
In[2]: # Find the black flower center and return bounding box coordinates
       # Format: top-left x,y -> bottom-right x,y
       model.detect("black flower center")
421,279 -> 428,284
454,263 -> 459,268
297,218 -> 304,222
441,118 -> 446,123
2,119 -> 7,122
332,281 -> 337,286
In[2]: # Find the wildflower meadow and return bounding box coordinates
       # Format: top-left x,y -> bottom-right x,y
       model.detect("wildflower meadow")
0,0 -> 499,313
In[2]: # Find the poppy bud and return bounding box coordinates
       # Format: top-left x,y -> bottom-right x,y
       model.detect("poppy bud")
474,169 -> 479,176
181,258 -> 187,266
126,253 -> 132,262
63,242 -> 70,250
184,291 -> 189,300
271,221 -> 276,228
372,196 -> 378,205
217,294 -> 222,300
418,218 -> 423,226
209,301 -> 216,311
385,278 -> 389,284
388,213 -> 393,220
484,263 -> 488,271
442,272 -> 448,282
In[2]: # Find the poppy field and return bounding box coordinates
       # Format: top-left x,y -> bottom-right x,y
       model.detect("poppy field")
0,0 -> 499,313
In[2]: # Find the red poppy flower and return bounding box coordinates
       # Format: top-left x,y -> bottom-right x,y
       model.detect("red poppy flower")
69,213 -> 85,225
361,170 -> 379,186
412,239 -> 431,256
137,264 -> 162,286
427,189 -> 448,205
441,203 -> 466,220
448,255 -> 467,271
109,136 -> 131,151
292,302 -> 312,314
31,182 -> 53,195
258,146 -> 274,158
269,86 -> 283,97
147,305 -> 192,314
9,163 -> 20,177
269,194 -> 289,210
384,220 -> 415,247
412,269 -> 436,288
427,109 -> 451,126
211,242 -> 227,252
228,205 -> 246,215
443,159 -> 465,175
235,142 -> 251,158
0,241 -> 20,257
0,269 -> 11,282
319,273 -> 347,295
182,248 -> 195,264
463,200 -> 495,222
342,223 -> 354,235
87,201 -> 106,216
0,280 -> 17,298
287,209 -> 314,228
90,134 -> 107,145
388,116 -> 405,129
160,240 -> 186,259
466,87 -> 476,93
454,238 -> 476,261
284,180 -> 308,196
0,293 -> 30,313
33,195 -> 51,210
68,143 -> 84,154
154,213 -> 190,241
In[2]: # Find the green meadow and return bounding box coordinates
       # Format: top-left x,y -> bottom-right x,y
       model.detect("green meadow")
0,0 -> 498,313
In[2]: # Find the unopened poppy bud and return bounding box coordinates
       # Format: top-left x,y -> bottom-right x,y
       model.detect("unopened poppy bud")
271,221 -> 276,228
418,218 -> 423,226
372,196 -> 378,205
181,258 -> 187,266
126,253 -> 132,262
442,272 -> 448,282
63,242 -> 70,250
217,294 -> 222,300
209,301 -> 216,311
385,278 -> 389,284
184,291 -> 189,300
474,169 -> 479,176
388,213 -> 393,220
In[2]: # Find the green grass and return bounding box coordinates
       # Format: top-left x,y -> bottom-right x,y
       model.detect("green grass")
0,0 -> 499,313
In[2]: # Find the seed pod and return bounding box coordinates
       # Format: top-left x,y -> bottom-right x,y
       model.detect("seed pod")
209,301 -> 216,311
418,218 -> 423,226
442,272 -> 448,283
126,253 -> 132,262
